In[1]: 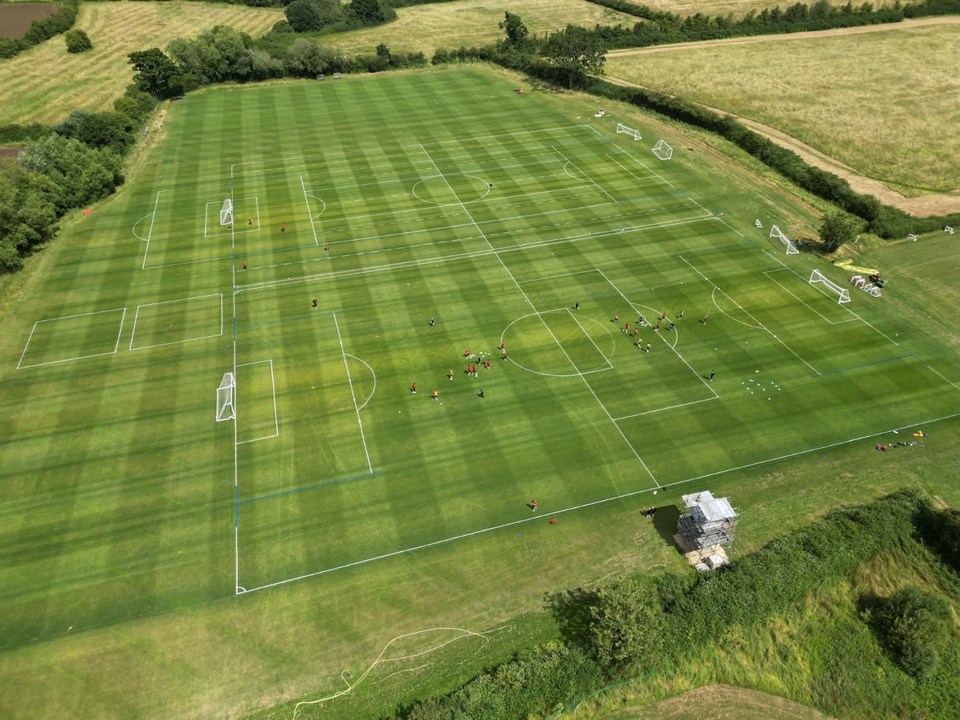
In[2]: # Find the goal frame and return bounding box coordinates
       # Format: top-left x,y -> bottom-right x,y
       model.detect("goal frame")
770,224 -> 799,255
652,139 -> 673,160
809,269 -> 850,304
217,372 -> 236,422
219,198 -> 233,227
616,122 -> 641,141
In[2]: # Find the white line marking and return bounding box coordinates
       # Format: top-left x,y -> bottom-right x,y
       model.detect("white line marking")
346,354 -> 377,411
18,308 -> 127,369
551,145 -> 617,202
301,174 -> 320,246
141,192 -> 161,270
16,321 -> 39,370
927,365 -> 960,392
614,396 -> 718,421
333,313 -> 373,474
128,293 -> 224,351
610,144 -> 676,189
236,359 -> 281,444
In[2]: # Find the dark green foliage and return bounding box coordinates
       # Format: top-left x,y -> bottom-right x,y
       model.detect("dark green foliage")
498,12 -> 529,50
57,111 -> 134,154
168,26 -> 257,87
348,0 -> 389,24
819,211 -> 861,252
399,644 -> 602,719
866,587 -> 951,680
285,0 -> 325,32
19,135 -> 123,215
1,0 -> 79,60
0,163 -> 58,271
589,575 -> 665,674
113,88 -> 159,126
64,28 -> 92,54
917,505 -> 960,573
540,25 -> 607,88
0,124 -> 52,144
128,48 -> 184,99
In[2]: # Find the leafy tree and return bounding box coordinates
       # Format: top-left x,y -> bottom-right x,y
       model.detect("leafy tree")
168,26 -> 254,87
818,210 -> 860,252
19,135 -> 122,214
498,11 -> 529,49
64,28 -> 92,54
867,587 -> 950,680
128,48 -> 183,99
57,111 -> 133,154
113,88 -> 157,125
0,163 -> 58,271
589,575 -> 665,674
348,0 -> 386,24
314,0 -> 344,26
540,25 -> 607,88
284,38 -> 328,76
285,0 -> 324,32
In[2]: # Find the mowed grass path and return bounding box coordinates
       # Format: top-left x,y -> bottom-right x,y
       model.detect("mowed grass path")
319,0 -> 637,55
0,1 -> 282,125
1,69 -> 959,720
606,21 -> 960,193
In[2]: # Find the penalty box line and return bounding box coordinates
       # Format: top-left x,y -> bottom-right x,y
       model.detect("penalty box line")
237,408 -> 960,595
17,307 -> 127,370
235,359 -> 279,445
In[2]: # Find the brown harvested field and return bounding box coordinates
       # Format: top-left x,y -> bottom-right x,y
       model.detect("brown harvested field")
320,0 -> 638,56
605,18 -> 960,196
0,3 -> 57,39
0,1 -> 282,126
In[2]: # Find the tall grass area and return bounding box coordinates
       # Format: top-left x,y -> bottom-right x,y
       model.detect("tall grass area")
604,21 -> 960,194
1,68 -> 960,720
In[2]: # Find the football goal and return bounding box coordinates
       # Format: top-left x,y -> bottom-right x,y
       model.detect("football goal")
770,224 -> 799,255
616,122 -> 641,141
652,139 -> 673,160
809,269 -> 850,304
219,199 -> 233,227
216,372 -> 236,422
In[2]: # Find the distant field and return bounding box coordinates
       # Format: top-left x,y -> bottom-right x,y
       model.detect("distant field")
640,0 -> 925,18
320,0 -> 638,55
605,21 -> 960,194
0,1 -> 282,125
0,2 -> 57,39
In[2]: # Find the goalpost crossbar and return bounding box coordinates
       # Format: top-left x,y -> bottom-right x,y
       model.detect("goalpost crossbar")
217,371 -> 236,422
652,139 -> 673,160
616,122 -> 641,141
770,224 -> 799,255
809,269 -> 850,304
220,198 -> 233,226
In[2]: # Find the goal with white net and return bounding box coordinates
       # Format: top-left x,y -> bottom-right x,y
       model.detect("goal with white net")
616,122 -> 641,141
652,139 -> 673,160
770,224 -> 799,255
220,199 -> 233,227
809,269 -> 850,304
216,372 -> 236,422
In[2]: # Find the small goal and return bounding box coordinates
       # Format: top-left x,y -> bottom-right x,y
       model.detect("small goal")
809,269 -> 850,304
652,139 -> 673,160
616,122 -> 641,141
216,372 -> 236,422
219,198 -> 233,227
770,224 -> 799,255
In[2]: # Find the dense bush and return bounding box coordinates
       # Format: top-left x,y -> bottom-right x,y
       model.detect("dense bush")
57,110 -> 134,154
0,124 -> 53,144
866,587 -> 951,679
64,28 -> 92,54
916,505 -> 960,573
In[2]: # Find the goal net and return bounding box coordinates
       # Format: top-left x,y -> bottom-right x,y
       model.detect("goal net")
216,372 -> 236,422
809,269 -> 850,304
219,199 -> 233,227
616,122 -> 641,141
770,224 -> 799,255
652,139 -> 673,160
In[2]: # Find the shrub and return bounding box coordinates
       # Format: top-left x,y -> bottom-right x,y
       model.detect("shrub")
866,587 -> 951,680
64,28 -> 92,54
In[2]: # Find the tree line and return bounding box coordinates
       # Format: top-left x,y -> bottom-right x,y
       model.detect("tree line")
0,0 -> 80,59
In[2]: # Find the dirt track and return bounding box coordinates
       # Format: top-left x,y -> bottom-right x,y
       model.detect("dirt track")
604,17 -> 960,217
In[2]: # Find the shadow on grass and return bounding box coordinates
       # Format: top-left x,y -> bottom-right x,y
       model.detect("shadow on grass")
544,587 -> 599,653
651,503 -> 682,553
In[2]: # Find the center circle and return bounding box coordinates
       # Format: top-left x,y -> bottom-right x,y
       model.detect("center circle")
412,174 -> 491,206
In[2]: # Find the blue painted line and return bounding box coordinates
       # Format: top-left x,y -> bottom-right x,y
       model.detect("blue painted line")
814,353 -> 914,378
239,470 -> 382,506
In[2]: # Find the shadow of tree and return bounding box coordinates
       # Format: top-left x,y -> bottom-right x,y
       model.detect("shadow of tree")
544,587 -> 599,653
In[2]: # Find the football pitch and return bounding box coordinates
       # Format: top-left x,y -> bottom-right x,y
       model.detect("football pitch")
3,67 -> 960,651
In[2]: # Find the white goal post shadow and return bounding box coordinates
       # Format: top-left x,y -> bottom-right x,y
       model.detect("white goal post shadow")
770,224 -> 799,255
809,269 -> 850,304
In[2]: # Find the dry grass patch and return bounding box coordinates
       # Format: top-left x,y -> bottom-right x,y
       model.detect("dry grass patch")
605,21 -> 960,193
320,0 -> 638,56
639,0 -> 924,18
0,1 -> 282,125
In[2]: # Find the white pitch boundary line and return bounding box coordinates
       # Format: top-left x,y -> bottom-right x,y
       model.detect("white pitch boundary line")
239,408 -> 960,594
241,214 -> 717,296
614,396 -> 718,421
300,174 -> 320,246
235,359 -> 280,445
333,313 -> 373,474
679,255 -> 820,375
597,268 -> 719,399
927,365 -> 960,392
610,143 -> 676,189
606,154 -> 666,187
18,307 -> 127,370
419,142 -> 659,488
551,146 -> 617,203
128,293 -> 224,351
141,191 -> 162,270
520,268 -> 603,285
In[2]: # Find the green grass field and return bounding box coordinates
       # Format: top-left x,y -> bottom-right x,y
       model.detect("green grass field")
2,68 -> 960,718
